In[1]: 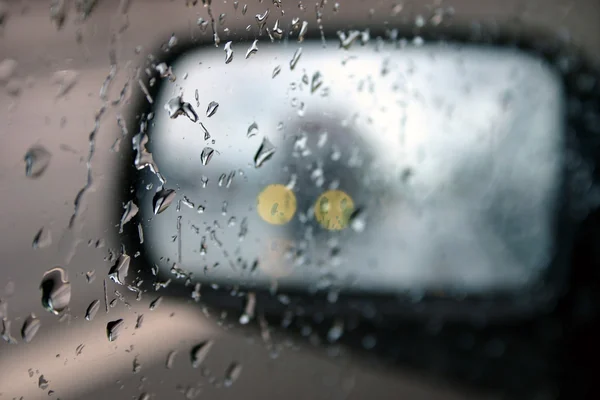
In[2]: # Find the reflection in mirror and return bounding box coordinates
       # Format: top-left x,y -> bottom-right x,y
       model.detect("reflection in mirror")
136,40 -> 564,297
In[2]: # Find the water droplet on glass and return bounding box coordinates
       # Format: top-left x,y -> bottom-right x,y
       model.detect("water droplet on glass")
224,362 -> 242,387
239,292 -> 256,324
224,41 -> 234,64
271,19 -> 284,39
311,71 -> 323,93
327,319 -> 344,342
206,101 -> 219,117
24,145 -> 51,178
136,314 -> 144,329
1,317 -> 17,344
253,137 -> 276,168
200,122 -> 211,140
153,188 -> 176,214
149,296 -> 163,310
133,356 -> 142,373
200,147 -> 215,166
255,9 -> 269,31
415,14 -> 425,27
38,374 -> 49,389
119,200 -> 139,233
298,21 -> 308,42
247,122 -> 259,138
349,209 -> 366,232
40,267 -> 71,315
243,39 -> 259,60
166,350 -> 177,369
191,340 -> 214,368
138,393 -> 150,400
337,30 -> 361,49
21,314 -> 41,343
109,254 -> 130,285
272,65 -> 281,78
290,48 -> 302,70
164,96 -> 198,123
52,69 -> 79,97
85,299 -> 100,321
32,227 -> 52,249
106,319 -> 125,341
85,270 -> 96,284
155,62 -> 175,80
168,34 -> 179,48
201,175 -> 209,188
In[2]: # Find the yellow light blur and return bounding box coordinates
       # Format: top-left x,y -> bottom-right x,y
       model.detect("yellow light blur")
313,189 -> 355,230
256,184 -> 297,225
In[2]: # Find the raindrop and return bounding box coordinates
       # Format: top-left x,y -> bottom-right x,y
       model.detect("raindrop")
21,314 -> 41,343
155,62 -> 174,80
245,39 -> 259,59
191,340 -> 214,368
40,267 -> 71,315
253,137 -> 276,167
32,227 -> 52,249
272,65 -> 281,78
119,200 -> 139,233
201,175 -> 209,188
200,122 -> 211,140
310,71 -> 323,94
247,122 -> 259,138
224,362 -> 242,387
138,393 -> 150,400
106,319 -> 125,342
166,350 -> 177,369
24,145 -> 52,178
415,15 -> 425,28
133,356 -> 141,373
85,270 -> 96,284
153,188 -> 176,214
272,19 -> 283,39
149,296 -> 163,310
255,9 -> 269,31
349,209 -> 366,232
298,21 -> 308,42
224,41 -> 234,64
290,48 -> 302,70
168,33 -> 178,48
218,173 -> 227,187
242,4 -> 247,15
135,314 -> 144,329
206,101 -> 219,117
1,318 -> 16,344
239,292 -> 256,324
52,69 -> 79,97
327,319 -> 344,342
201,147 -> 215,166
85,299 -> 100,321
109,254 -> 130,285
337,30 -> 361,49
38,375 -> 49,390
164,96 -> 198,123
